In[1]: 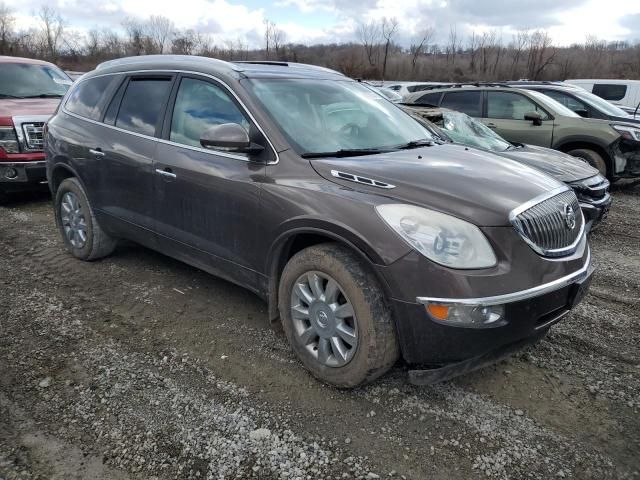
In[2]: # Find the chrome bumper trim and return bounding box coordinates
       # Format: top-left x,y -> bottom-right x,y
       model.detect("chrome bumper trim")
416,247 -> 591,307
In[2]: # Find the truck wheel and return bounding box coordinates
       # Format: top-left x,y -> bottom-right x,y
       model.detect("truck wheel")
54,177 -> 117,261
278,243 -> 399,388
567,149 -> 608,177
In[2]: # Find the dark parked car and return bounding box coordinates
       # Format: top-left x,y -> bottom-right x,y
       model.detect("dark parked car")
0,56 -> 72,202
46,56 -> 593,387
404,85 -> 640,179
402,105 -> 611,232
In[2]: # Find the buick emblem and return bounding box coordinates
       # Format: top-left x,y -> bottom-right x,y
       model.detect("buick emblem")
563,204 -> 576,230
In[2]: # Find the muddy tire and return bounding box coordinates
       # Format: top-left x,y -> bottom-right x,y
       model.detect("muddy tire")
54,177 -> 117,261
278,243 -> 399,388
567,148 -> 608,177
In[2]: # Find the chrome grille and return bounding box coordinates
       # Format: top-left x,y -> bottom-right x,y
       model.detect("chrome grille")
22,122 -> 45,151
510,188 -> 584,257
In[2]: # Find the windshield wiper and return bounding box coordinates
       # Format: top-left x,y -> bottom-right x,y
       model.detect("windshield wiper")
21,93 -> 64,98
301,148 -> 388,159
0,94 -> 25,99
395,139 -> 435,150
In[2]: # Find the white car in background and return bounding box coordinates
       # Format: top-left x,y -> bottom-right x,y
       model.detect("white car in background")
566,79 -> 640,111
383,81 -> 446,98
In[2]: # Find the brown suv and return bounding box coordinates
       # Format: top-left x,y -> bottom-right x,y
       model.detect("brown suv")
45,56 -> 593,387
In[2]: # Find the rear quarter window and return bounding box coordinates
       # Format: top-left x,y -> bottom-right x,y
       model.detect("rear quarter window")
65,76 -> 117,120
592,84 -> 627,101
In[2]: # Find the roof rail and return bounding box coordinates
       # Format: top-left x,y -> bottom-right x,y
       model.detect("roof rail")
232,60 -> 345,76
96,55 -> 239,71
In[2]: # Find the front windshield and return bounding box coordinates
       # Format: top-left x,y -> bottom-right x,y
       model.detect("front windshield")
245,78 -> 434,155
526,89 -> 580,118
572,89 -> 631,117
440,111 -> 512,152
0,63 -> 72,98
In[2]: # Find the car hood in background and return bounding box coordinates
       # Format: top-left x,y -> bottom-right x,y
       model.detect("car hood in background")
497,145 -> 599,183
310,143 -> 564,227
0,98 -> 60,119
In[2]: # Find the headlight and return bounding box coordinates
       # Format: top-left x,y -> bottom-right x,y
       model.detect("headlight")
0,127 -> 20,154
611,124 -> 640,142
376,204 -> 497,269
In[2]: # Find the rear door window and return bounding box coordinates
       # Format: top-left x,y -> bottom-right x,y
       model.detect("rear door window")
416,92 -> 442,106
115,78 -> 173,136
592,84 -> 627,101
440,91 -> 482,117
487,91 -> 549,120
65,76 -> 117,120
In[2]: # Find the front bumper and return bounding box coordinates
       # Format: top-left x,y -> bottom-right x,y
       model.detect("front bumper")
580,194 -> 611,232
0,160 -> 48,192
386,243 -> 593,371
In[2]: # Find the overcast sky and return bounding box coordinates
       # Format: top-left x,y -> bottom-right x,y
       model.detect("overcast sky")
4,0 -> 640,47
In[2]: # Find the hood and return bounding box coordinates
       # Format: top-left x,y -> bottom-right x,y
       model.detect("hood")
0,98 -> 60,119
497,145 -> 598,183
310,143 -> 565,227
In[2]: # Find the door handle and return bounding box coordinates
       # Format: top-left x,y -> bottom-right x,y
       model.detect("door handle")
486,123 -> 497,129
155,168 -> 177,179
89,148 -> 105,157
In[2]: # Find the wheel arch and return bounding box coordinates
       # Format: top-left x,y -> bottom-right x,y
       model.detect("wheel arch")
49,161 -> 85,194
554,137 -> 614,173
265,221 -> 392,323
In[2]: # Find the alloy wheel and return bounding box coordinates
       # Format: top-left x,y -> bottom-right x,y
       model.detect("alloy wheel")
290,271 -> 358,368
60,191 -> 88,248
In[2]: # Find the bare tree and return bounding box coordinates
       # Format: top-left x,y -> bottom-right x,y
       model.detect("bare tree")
171,29 -> 202,55
526,30 -> 556,79
356,20 -> 380,67
38,6 -> 66,60
147,15 -> 174,54
446,25 -> 458,64
410,26 -> 434,72
0,2 -> 15,54
380,17 -> 398,81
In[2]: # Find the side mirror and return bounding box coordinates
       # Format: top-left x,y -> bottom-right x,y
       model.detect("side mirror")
523,111 -> 543,126
574,109 -> 589,118
200,123 -> 264,154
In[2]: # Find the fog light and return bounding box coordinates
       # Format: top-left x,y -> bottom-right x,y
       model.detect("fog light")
5,167 -> 18,179
426,303 -> 506,328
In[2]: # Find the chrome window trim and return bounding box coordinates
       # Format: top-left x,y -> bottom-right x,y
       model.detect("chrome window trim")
61,69 -> 280,165
417,245 -> 591,307
508,185 -> 586,257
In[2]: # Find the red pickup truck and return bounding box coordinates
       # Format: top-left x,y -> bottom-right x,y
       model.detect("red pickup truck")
0,56 -> 72,202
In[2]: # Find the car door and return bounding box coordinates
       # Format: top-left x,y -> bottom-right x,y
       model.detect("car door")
482,91 -> 554,147
152,74 -> 270,292
97,74 -> 175,244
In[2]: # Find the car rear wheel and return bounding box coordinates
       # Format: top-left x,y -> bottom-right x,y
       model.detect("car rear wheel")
278,243 -> 399,388
54,177 -> 117,261
567,148 -> 608,177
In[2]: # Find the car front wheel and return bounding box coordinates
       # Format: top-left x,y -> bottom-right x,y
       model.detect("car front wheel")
567,148 -> 608,177
278,243 -> 399,388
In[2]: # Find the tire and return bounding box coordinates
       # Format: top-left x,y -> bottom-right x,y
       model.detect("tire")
54,177 -> 117,261
567,148 -> 608,177
278,243 -> 399,388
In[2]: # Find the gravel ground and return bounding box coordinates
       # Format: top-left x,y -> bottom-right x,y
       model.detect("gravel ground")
0,183 -> 638,480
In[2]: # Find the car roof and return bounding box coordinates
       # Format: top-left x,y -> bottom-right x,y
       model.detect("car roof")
0,55 -> 58,66
403,85 -> 521,103
93,55 -> 348,82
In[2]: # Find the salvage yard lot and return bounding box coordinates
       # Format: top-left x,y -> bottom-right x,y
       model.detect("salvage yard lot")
1,184 -> 639,480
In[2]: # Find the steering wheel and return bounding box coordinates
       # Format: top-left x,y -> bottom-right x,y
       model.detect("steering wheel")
339,123 -> 361,137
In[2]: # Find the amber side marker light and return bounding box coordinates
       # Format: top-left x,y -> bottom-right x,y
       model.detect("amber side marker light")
426,304 -> 449,320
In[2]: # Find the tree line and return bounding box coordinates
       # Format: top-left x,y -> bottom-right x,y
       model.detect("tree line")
1,3 -> 639,81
